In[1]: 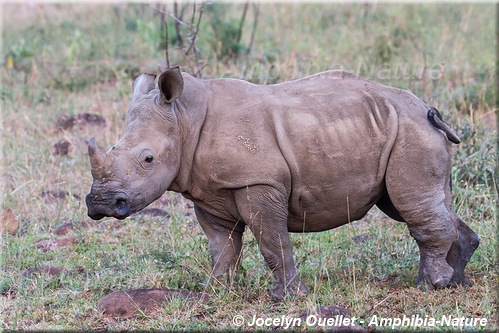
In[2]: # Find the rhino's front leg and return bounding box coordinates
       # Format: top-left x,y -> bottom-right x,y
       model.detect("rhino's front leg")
194,205 -> 244,287
234,186 -> 308,301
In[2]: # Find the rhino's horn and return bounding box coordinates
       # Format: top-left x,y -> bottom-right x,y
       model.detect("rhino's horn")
131,73 -> 157,103
88,137 -> 106,177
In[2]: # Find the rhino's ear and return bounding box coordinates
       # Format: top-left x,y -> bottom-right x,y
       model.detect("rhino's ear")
131,73 -> 157,103
158,66 -> 184,104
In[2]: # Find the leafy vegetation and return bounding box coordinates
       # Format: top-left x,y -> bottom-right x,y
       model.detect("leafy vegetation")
1,3 -> 496,331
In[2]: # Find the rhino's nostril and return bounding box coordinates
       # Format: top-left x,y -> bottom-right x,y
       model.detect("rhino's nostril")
116,199 -> 127,211
115,195 -> 130,218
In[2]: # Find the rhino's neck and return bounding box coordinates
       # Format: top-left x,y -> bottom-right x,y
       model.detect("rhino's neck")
168,74 -> 208,194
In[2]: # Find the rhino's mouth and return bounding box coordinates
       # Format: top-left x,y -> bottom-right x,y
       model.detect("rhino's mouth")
86,192 -> 131,220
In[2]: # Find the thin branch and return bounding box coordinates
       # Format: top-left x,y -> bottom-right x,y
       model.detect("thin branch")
183,3 -> 197,76
184,2 -> 204,78
148,3 -> 190,28
246,3 -> 259,55
185,3 -> 203,55
185,3 -> 197,54
236,2 -> 249,45
194,4 -> 205,77
148,2 -> 204,77
160,4 -> 170,68
173,2 -> 183,46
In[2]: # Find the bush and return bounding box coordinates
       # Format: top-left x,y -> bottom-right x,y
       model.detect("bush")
453,117 -> 496,187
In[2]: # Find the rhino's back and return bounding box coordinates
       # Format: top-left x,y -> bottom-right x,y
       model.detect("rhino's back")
195,71 -> 426,231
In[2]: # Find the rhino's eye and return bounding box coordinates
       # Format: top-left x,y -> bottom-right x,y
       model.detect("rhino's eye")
144,155 -> 154,163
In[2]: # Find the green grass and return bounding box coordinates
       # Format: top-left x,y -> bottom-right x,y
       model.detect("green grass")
1,3 -> 497,332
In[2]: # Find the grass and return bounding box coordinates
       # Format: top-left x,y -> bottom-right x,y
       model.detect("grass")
1,3 -> 497,332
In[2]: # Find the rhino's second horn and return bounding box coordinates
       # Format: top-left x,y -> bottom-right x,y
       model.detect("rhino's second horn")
88,137 -> 107,178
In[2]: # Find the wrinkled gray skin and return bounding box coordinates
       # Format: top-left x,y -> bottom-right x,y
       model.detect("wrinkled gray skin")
86,67 -> 479,301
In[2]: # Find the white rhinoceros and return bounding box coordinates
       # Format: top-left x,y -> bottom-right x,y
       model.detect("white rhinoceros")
86,67 -> 479,301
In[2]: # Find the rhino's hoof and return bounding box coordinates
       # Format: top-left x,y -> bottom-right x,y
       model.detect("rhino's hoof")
292,280 -> 309,297
418,259 -> 454,291
417,272 -> 453,291
417,281 -> 433,291
270,279 -> 308,302
432,277 -> 450,289
449,276 -> 472,287
432,265 -> 454,289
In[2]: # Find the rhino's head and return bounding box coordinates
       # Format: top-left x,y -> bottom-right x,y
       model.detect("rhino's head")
86,67 -> 184,220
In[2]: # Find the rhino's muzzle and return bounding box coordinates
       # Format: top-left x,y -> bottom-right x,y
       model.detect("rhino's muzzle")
86,192 -> 131,220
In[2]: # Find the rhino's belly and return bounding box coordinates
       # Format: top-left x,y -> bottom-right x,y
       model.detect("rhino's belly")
286,183 -> 382,232
287,211 -> 368,232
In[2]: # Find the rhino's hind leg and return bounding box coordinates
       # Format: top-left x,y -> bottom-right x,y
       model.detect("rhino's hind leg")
386,192 -> 457,289
234,186 -> 308,301
194,205 -> 244,288
446,214 -> 479,287
378,188 -> 459,288
378,187 -> 479,289
384,125 -> 463,290
376,189 -> 405,222
409,206 -> 456,290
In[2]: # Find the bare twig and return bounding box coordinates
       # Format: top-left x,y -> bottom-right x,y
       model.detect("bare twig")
184,3 -> 204,78
159,4 -> 170,68
173,2 -> 183,46
183,3 -> 197,76
236,2 -> 249,45
185,3 -> 203,55
360,295 -> 392,318
148,3 -> 190,28
193,4 -> 204,78
148,2 -> 204,77
246,3 -> 259,55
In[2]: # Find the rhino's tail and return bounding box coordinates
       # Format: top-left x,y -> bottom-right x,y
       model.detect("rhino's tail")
427,107 -> 461,144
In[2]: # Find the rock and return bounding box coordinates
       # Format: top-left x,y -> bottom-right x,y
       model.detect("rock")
351,234 -> 372,244
96,220 -> 123,231
299,305 -> 367,333
57,113 -> 106,131
35,236 -> 78,252
52,222 -> 75,235
53,138 -> 71,155
41,190 -> 81,202
22,265 -> 68,277
0,278 -> 12,295
53,220 -> 91,235
0,209 -> 19,235
53,136 -> 90,156
316,305 -> 351,317
98,288 -> 210,318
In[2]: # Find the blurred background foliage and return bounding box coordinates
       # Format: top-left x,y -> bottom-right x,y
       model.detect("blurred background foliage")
2,3 -> 495,189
